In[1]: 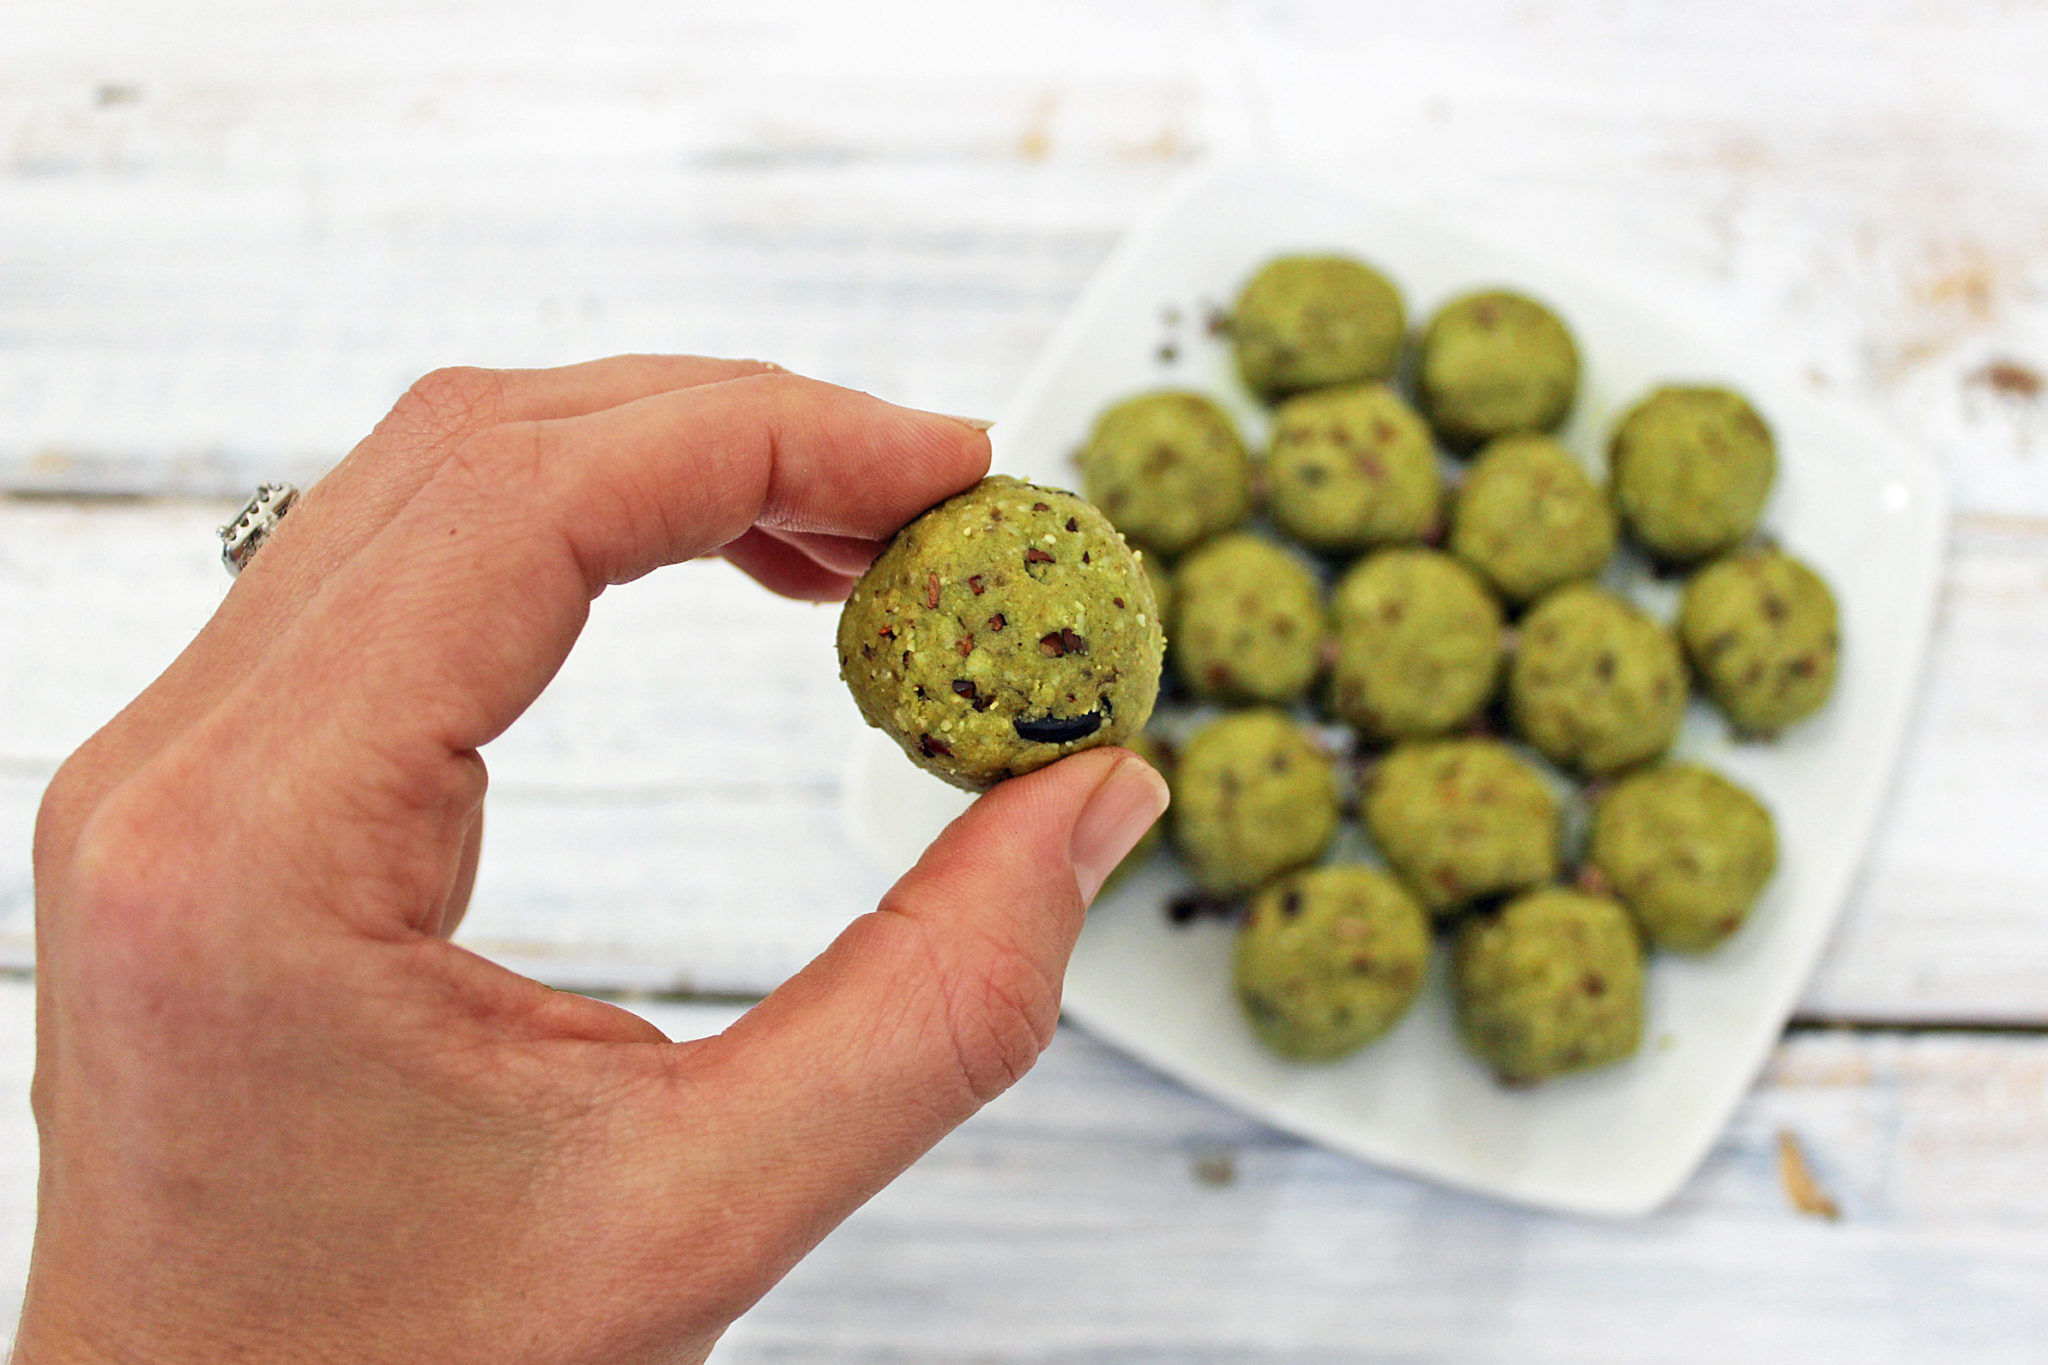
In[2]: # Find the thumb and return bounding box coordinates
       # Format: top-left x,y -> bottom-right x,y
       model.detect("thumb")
673,746 -> 1167,1260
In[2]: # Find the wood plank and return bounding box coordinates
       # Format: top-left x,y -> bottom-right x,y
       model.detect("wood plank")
3,0 -> 2045,517
0,0 -> 1223,496
3,500 -> 2046,1020
0,982 -> 2042,1360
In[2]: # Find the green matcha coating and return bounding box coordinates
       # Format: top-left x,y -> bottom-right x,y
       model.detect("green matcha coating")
1450,434 -> 1617,603
1329,549 -> 1504,741
1173,710 -> 1340,896
837,475 -> 1164,791
1077,390 -> 1253,558
1364,738 -> 1560,914
1417,290 -> 1581,451
1171,533 -> 1327,706
1234,865 -> 1431,1061
1608,385 -> 1776,563
1264,384 -> 1444,553
1678,547 -> 1840,734
1230,254 -> 1407,402
1589,762 -> 1777,953
1454,887 -> 1645,1085
1508,584 -> 1685,776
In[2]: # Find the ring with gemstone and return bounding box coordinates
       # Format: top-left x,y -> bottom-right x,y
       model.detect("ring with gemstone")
218,482 -> 301,577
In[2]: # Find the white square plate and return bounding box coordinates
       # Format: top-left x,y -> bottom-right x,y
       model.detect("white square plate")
842,162 -> 1947,1216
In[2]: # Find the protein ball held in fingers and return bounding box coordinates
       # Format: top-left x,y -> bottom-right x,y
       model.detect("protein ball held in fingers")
1364,738 -> 1561,915
1454,886 -> 1645,1086
1508,583 -> 1686,776
1171,533 -> 1326,706
1417,289 -> 1581,451
1172,710 -> 1339,896
1230,253 -> 1407,403
1234,865 -> 1431,1062
1264,383 -> 1444,553
1450,433 -> 1617,604
1608,385 -> 1776,564
1678,546 -> 1840,734
1075,390 -> 1252,558
1589,762 -> 1778,953
1329,548 -> 1504,741
837,475 -> 1164,791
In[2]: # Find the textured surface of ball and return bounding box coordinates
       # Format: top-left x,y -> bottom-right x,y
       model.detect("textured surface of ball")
1454,887 -> 1645,1085
1171,533 -> 1327,706
838,476 -> 1164,791
1230,254 -> 1407,402
1265,384 -> 1443,553
1329,549 -> 1504,741
1450,433 -> 1616,603
1678,547 -> 1840,734
1235,866 -> 1432,1061
1172,710 -> 1340,896
1508,584 -> 1686,775
1076,390 -> 1252,558
1364,738 -> 1561,914
1418,290 -> 1580,450
1608,385 -> 1776,563
1590,762 -> 1778,952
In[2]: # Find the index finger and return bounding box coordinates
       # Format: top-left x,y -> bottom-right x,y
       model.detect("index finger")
234,373 -> 988,895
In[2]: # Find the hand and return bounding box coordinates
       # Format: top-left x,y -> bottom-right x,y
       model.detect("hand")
17,358 -> 1169,1364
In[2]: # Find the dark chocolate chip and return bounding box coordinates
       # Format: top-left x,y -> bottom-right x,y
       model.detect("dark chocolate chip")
968,574 -> 986,595
988,613 -> 1007,632
918,733 -> 953,758
1025,547 -> 1055,565
1014,710 -> 1105,744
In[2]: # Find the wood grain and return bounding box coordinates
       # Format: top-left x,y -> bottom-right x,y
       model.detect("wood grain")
4,500 -> 2044,1021
0,982 -> 2041,1361
4,2 -> 2047,1350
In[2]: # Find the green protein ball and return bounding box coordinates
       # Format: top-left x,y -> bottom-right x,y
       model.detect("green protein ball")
1230,254 -> 1407,403
1678,547 -> 1840,734
1329,549 -> 1504,741
1450,434 -> 1617,604
1076,390 -> 1253,558
837,476 -> 1164,791
1589,762 -> 1778,953
1417,290 -> 1581,451
1171,533 -> 1326,706
1454,887 -> 1645,1086
1364,738 -> 1560,914
1508,584 -> 1686,776
1234,865 -> 1432,1061
1608,385 -> 1776,563
1173,710 -> 1340,896
1264,384 -> 1443,553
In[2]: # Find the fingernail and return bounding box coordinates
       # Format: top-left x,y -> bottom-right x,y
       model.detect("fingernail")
1069,753 -> 1171,905
937,413 -> 996,432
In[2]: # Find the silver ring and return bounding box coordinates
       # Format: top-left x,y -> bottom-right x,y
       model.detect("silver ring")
218,482 -> 300,577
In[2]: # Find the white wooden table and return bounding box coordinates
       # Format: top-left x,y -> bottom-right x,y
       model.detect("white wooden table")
4,1 -> 2047,1358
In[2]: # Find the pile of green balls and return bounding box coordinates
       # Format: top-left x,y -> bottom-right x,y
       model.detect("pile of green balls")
1075,253 -> 1841,1087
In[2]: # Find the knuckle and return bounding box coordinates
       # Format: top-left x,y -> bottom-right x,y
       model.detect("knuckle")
388,365 -> 509,444
31,746 -> 108,885
434,419 -> 547,503
58,769 -> 210,946
945,934 -> 1061,1105
842,905 -> 1061,1112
